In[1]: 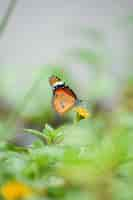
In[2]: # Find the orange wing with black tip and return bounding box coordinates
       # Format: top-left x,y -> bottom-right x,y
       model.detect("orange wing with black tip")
53,87 -> 77,115
49,76 -> 78,115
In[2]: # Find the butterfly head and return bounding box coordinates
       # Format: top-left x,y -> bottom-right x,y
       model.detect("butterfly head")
49,76 -> 65,91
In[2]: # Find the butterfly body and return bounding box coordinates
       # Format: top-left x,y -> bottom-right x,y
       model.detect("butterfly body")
49,76 -> 80,115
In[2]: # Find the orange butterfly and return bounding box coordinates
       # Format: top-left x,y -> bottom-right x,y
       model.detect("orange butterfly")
49,76 -> 81,115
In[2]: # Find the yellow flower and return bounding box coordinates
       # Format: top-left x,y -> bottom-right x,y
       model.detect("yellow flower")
1,181 -> 32,200
74,106 -> 90,119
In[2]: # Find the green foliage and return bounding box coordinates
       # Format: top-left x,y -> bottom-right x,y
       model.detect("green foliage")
0,112 -> 133,200
0,50 -> 133,199
24,123 -> 64,145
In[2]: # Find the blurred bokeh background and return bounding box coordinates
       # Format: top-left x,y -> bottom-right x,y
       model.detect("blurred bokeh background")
1,1 -> 133,200
0,0 -> 133,135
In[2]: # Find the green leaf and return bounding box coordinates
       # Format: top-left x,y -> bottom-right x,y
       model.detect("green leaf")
24,129 -> 49,144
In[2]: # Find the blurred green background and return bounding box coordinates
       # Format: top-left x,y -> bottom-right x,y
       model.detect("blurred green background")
0,0 -> 133,200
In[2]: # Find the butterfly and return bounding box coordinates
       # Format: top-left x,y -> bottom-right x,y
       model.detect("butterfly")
49,76 -> 81,115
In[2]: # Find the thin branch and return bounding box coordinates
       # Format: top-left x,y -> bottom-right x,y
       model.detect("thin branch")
0,0 -> 18,38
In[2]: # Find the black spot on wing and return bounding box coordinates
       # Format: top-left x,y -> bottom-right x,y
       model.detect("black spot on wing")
60,101 -> 65,108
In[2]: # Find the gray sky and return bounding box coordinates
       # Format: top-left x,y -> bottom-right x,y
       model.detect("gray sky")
0,0 -> 132,105
0,0 -> 132,67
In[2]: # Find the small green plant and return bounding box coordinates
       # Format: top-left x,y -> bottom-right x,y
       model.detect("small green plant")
24,123 -> 64,145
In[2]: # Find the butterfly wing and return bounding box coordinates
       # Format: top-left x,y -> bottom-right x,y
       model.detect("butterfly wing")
53,87 -> 77,115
